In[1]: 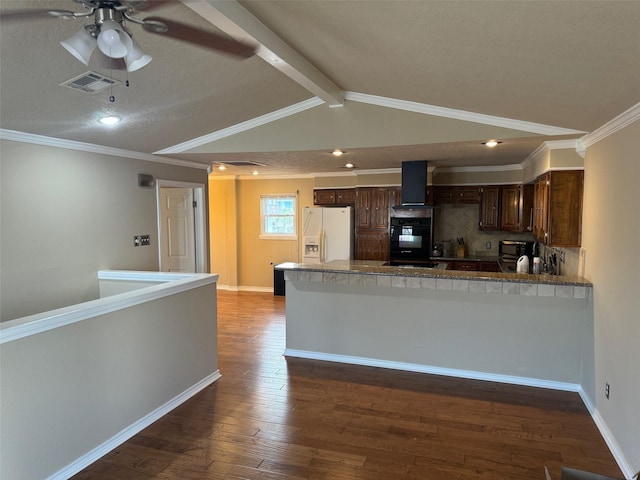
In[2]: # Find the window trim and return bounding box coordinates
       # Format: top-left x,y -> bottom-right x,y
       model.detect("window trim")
259,194 -> 297,240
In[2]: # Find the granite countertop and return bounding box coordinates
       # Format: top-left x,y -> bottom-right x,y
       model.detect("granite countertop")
275,260 -> 591,287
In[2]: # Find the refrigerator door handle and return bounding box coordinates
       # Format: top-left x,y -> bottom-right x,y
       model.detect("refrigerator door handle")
320,229 -> 326,263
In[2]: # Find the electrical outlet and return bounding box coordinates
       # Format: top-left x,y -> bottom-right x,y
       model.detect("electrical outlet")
605,383 -> 610,399
485,241 -> 492,250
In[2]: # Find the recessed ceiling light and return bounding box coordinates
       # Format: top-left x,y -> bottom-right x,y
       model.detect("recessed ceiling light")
217,164 -> 226,171
98,115 -> 121,126
252,170 -> 259,176
344,163 -> 355,169
482,139 -> 502,147
332,149 -> 345,157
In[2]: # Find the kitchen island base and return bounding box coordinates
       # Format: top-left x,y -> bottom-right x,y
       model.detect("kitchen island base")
283,269 -> 592,391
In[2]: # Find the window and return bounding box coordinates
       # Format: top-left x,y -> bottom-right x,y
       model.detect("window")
260,194 -> 297,239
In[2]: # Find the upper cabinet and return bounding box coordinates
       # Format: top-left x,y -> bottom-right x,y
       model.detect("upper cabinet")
533,171 -> 583,247
313,188 -> 356,206
478,185 -> 533,232
434,186 -> 481,204
479,186 -> 500,230
500,184 -> 534,233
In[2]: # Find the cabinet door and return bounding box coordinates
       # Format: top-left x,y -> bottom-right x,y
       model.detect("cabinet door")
335,188 -> 356,206
479,186 -> 500,230
520,184 -> 534,233
314,189 -> 335,205
452,261 -> 481,271
500,186 -> 520,231
389,187 -> 403,208
372,187 -> 390,229
435,186 -> 481,204
355,188 -> 373,230
434,186 -> 455,204
355,233 -> 389,261
547,171 -> 583,246
533,176 -> 549,242
457,186 -> 481,204
480,262 -> 501,272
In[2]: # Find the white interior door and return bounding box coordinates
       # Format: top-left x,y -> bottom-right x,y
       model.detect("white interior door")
159,187 -> 196,273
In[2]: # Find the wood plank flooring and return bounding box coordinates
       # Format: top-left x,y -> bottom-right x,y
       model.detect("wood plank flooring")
72,290 -> 622,480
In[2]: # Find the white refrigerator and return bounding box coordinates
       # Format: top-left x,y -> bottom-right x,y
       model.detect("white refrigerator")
301,207 -> 354,264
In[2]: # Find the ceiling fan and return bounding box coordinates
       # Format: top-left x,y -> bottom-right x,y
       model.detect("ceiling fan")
0,0 -> 257,72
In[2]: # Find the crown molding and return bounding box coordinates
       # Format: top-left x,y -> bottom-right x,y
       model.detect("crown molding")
344,92 -> 586,136
0,129 -> 209,170
520,139 -> 580,171
436,163 -> 523,174
154,97 -> 325,154
579,100 -> 640,148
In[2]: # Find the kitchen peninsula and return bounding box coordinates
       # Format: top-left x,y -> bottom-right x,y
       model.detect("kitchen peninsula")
279,260 -> 593,392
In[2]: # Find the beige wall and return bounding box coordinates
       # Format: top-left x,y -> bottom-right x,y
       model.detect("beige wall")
209,175 -> 314,289
582,119 -> 640,471
0,140 -> 209,322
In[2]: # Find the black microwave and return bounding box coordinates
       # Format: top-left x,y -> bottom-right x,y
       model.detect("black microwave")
499,240 -> 534,260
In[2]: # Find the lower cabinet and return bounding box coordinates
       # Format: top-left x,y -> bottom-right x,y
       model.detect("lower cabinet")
355,233 -> 389,261
451,261 -> 501,272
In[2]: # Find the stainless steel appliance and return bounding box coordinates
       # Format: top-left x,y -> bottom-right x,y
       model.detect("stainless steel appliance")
499,240 -> 535,272
389,208 -> 434,265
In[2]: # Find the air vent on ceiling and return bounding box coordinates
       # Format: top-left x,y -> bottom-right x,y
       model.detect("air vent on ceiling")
220,161 -> 267,167
60,71 -> 121,94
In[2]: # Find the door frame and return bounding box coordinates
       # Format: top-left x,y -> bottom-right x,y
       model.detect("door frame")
155,180 -> 207,273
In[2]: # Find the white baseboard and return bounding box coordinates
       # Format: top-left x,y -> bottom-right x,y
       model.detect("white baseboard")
577,388 -> 636,478
216,284 -> 273,293
285,349 -> 636,477
48,370 -> 222,480
284,349 -> 580,392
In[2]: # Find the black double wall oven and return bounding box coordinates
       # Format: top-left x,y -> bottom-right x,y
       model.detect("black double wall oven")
389,208 -> 434,266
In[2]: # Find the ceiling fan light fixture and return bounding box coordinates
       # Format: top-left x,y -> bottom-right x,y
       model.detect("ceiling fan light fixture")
125,36 -> 152,72
97,20 -> 132,59
60,27 -> 97,65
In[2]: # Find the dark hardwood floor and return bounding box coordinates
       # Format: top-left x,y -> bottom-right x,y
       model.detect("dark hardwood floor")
72,291 -> 622,480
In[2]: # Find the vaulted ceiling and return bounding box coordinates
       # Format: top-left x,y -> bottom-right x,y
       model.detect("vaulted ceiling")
1,0 -> 639,175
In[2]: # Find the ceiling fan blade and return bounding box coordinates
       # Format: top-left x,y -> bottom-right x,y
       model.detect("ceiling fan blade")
0,9 -> 77,21
142,17 -> 256,59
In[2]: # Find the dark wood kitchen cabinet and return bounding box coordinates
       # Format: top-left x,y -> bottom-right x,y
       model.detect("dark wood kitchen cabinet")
533,171 -> 583,246
313,188 -> 356,206
434,186 -> 481,204
500,184 -> 534,232
479,186 -> 500,230
355,187 -> 390,260
390,186 -> 434,207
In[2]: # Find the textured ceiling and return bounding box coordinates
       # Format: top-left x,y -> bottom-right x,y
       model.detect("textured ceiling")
1,0 -> 639,176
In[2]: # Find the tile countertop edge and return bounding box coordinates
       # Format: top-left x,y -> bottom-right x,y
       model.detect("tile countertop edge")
275,262 -> 592,287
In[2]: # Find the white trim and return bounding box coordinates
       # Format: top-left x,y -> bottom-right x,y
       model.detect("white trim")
580,101 -> 640,148
344,92 -> 586,136
577,388 -> 636,478
238,286 -> 274,293
0,273 -> 219,344
0,129 -> 209,170
97,270 -> 195,283
47,371 -> 222,480
154,97 -> 325,154
284,349 -> 581,392
436,163 -> 523,173
156,180 -> 208,274
520,139 -> 581,172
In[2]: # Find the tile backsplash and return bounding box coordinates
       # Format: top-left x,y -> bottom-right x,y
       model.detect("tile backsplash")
434,204 -> 535,257
433,204 -> 580,276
